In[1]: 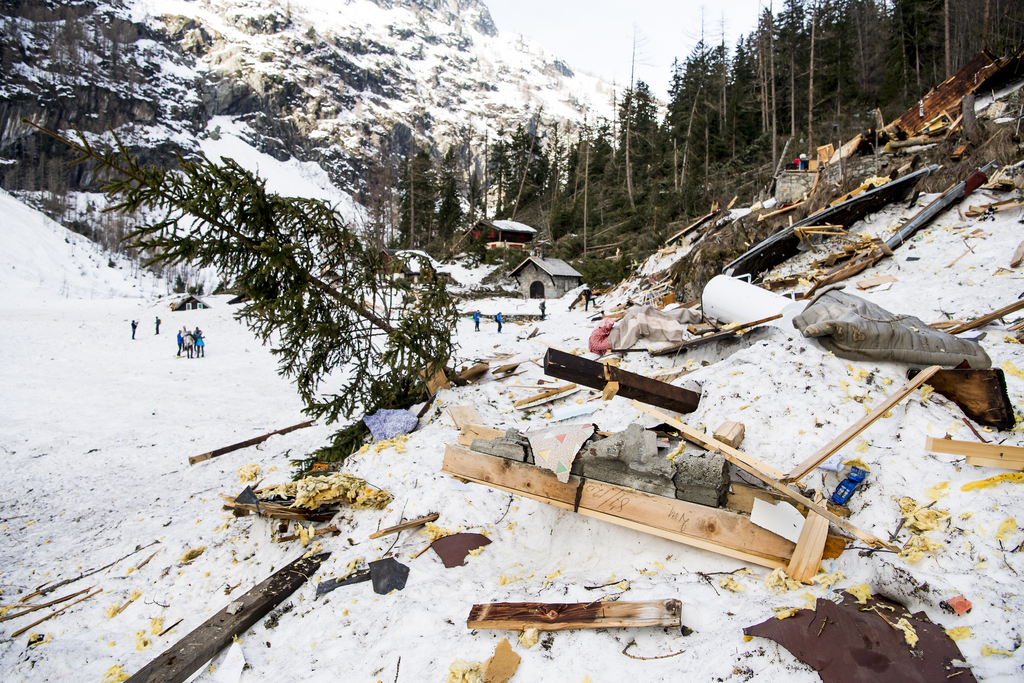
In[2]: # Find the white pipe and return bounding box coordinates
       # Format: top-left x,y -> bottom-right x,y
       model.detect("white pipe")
701,275 -> 804,328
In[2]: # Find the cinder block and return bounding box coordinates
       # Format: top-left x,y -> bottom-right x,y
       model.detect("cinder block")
673,451 -> 729,507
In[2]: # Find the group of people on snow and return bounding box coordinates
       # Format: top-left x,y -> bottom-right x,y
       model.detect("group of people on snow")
177,327 -> 206,358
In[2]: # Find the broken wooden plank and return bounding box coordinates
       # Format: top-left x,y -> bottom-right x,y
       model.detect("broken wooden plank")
630,402 -> 898,551
458,423 -> 508,447
544,348 -> 700,414
126,553 -> 328,683
1011,241 -> 1024,269
856,274 -> 898,289
948,299 -> 1024,334
275,525 -> 339,543
0,586 -> 95,624
189,420 -> 316,466
369,514 -> 440,539
783,366 -> 942,483
925,437 -> 1024,471
10,588 -> 102,638
910,367 -> 1014,429
513,383 -> 578,408
442,444 -> 798,568
787,494 -> 830,584
448,405 -> 483,430
467,599 -> 682,632
650,315 -> 782,357
458,363 -> 490,383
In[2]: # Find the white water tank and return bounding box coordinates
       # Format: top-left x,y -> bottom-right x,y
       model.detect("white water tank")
701,275 -> 805,328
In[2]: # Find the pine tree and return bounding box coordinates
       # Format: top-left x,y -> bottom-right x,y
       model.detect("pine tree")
30,122 -> 458,456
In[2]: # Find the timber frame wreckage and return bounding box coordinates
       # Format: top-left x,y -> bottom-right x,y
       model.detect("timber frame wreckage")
50,46 -> 1021,683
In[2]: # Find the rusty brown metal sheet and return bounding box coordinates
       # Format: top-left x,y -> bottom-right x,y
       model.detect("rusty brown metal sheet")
886,51 -> 998,138
744,595 -> 976,683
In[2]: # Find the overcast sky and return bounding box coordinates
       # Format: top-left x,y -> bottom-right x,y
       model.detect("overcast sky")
485,0 -> 769,102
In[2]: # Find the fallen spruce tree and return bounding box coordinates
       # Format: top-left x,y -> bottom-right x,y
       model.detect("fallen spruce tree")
29,121 -> 458,471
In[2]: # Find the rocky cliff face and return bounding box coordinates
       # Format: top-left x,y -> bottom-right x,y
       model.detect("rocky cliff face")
0,0 -> 611,234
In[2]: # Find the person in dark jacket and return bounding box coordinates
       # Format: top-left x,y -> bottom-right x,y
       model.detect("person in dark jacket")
131,320 -> 137,339
496,312 -> 503,334
155,317 -> 161,335
583,288 -> 593,311
539,300 -> 546,321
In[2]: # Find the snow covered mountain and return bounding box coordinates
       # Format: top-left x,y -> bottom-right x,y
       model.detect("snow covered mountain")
0,0 -> 613,222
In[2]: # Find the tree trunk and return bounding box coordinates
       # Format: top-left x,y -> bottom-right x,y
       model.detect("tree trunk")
408,158 -> 415,249
944,0 -> 951,79
673,137 -> 679,192
983,0 -> 991,51
583,135 -> 590,256
681,85 -> 701,191
624,35 -> 637,211
963,93 -> 981,146
769,12 -> 777,174
808,7 -> 816,157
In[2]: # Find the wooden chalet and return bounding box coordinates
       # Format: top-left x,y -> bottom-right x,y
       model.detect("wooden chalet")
467,219 -> 537,249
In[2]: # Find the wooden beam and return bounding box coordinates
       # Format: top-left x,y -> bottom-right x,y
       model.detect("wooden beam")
783,366 -> 941,483
369,514 -> 440,539
948,299 -> 1024,334
544,348 -> 700,414
458,423 -> 507,447
126,554 -> 328,683
189,420 -> 316,465
630,402 -> 898,551
442,445 -> 797,568
786,494 -> 830,583
467,599 -> 682,632
925,437 -> 1024,471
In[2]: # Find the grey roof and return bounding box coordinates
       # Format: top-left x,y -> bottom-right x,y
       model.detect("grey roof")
491,219 -> 537,234
509,256 -> 582,279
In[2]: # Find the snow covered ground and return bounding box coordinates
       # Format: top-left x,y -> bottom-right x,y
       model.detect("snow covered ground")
2,186 -> 1024,682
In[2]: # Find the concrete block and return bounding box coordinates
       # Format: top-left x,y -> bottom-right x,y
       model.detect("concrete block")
470,428 -> 532,463
579,424 -> 677,497
673,451 -> 729,507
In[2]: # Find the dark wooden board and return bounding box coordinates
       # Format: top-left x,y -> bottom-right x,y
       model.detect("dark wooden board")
468,599 -> 682,631
911,367 -> 1014,429
126,553 -> 328,683
543,348 -> 700,414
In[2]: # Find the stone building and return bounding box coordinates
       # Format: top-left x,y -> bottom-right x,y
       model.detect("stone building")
509,256 -> 582,299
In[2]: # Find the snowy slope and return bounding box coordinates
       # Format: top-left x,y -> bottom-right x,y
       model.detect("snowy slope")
2,189 -> 1024,682
0,188 -> 165,301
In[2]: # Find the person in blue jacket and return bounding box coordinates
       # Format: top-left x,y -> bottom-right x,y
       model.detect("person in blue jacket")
176,329 -> 184,357
496,312 -> 503,334
473,310 -> 481,332
194,328 -> 205,358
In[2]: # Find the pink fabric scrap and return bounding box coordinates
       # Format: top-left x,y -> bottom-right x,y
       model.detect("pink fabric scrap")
589,318 -> 616,354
